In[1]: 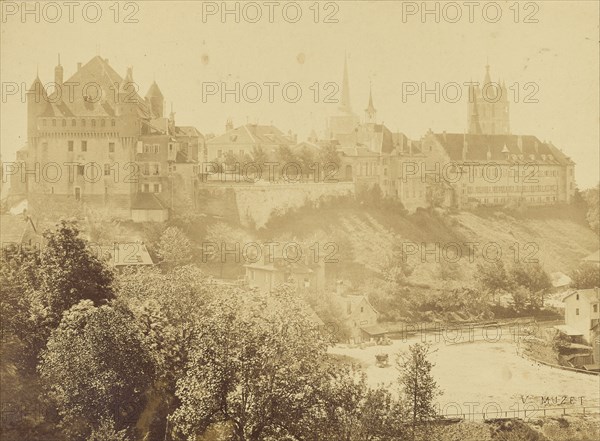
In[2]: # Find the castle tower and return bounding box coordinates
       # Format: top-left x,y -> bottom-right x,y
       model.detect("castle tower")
116,67 -> 140,137
145,80 -> 164,118
467,64 -> 510,135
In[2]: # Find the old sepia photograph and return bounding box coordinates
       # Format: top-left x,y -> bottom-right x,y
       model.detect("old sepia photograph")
1,1 -> 599,440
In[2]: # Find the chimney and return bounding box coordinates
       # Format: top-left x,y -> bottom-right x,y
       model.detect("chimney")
77,62 -> 82,71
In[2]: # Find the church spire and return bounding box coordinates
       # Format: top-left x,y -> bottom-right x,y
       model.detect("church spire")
483,62 -> 492,86
365,82 -> 377,123
339,53 -> 352,114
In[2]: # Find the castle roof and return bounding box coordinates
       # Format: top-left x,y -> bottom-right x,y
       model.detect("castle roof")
432,133 -> 574,166
145,81 -> 164,98
41,56 -> 150,118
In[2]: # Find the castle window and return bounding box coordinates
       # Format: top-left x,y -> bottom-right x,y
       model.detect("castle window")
77,165 -> 84,176
68,141 -> 74,152
91,119 -> 96,127
104,164 -> 111,176
52,119 -> 56,127
62,119 -> 67,127
81,119 -> 86,127
100,119 -> 105,127
71,119 -> 76,126
81,141 -> 87,152
594,304 -> 598,313
109,142 -> 115,153
153,144 -> 160,153
576,308 -> 579,316
111,119 -> 116,127
153,184 -> 160,193
152,164 -> 160,175
144,144 -> 151,153
143,163 -> 150,175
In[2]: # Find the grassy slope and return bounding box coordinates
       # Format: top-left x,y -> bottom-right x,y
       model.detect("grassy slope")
261,205 -> 598,288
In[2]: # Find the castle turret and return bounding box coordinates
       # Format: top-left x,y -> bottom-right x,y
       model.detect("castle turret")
145,81 -> 164,118
116,67 -> 140,137
54,54 -> 63,90
26,76 -> 48,137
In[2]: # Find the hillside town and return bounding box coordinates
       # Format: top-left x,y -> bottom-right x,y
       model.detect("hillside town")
1,2 -> 599,439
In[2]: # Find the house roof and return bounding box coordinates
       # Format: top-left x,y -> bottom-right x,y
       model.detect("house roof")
432,133 -> 574,166
562,288 -> 600,303
100,243 -> 154,266
337,294 -> 379,318
0,214 -> 31,244
554,325 -> 584,336
131,193 -> 168,211
550,272 -> 572,288
360,324 -> 388,336
207,124 -> 293,146
244,257 -> 314,275
583,250 -> 600,264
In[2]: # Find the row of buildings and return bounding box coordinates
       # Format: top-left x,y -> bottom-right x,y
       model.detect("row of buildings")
3,55 -> 576,221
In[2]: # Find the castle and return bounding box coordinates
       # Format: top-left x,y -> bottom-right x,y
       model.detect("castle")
5,55 -> 577,223
8,56 -> 204,221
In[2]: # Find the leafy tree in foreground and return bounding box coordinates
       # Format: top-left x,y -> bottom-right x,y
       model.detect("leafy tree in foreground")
170,285 -> 330,441
39,220 -> 115,325
39,300 -> 154,440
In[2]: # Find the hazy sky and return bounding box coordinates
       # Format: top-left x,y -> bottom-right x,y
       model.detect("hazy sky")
1,0 -> 598,188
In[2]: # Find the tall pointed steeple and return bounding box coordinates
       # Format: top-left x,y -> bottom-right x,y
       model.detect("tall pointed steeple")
483,62 -> 492,86
339,53 -> 352,114
365,82 -> 377,124
468,84 -> 482,135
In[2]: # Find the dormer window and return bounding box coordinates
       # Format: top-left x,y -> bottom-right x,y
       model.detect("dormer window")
100,119 -> 106,127
62,119 -> 67,127
111,119 -> 116,127
52,119 -> 56,127
71,119 -> 76,126
91,119 -> 96,127
81,119 -> 86,127
576,294 -> 579,300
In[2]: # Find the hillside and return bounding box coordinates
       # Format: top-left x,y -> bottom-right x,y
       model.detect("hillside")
259,204 -> 598,289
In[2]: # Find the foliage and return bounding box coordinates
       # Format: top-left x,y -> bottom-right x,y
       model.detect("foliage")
318,143 -> 341,168
582,184 -> 599,234
170,285 -> 331,441
156,226 -> 193,268
302,363 -> 403,441
38,220 -> 115,326
397,343 -> 442,434
87,418 -> 131,441
39,300 -> 154,440
569,262 -> 600,289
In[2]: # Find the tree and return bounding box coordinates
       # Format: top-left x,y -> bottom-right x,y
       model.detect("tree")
87,419 -> 131,441
397,343 -> 442,440
582,184 -> 599,234
204,222 -> 247,277
39,300 -> 154,440
170,285 -> 331,441
475,260 -> 513,300
509,262 -> 551,310
302,363 -> 402,441
318,143 -> 341,169
570,263 -> 600,289
156,226 -> 193,268
38,220 -> 115,326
